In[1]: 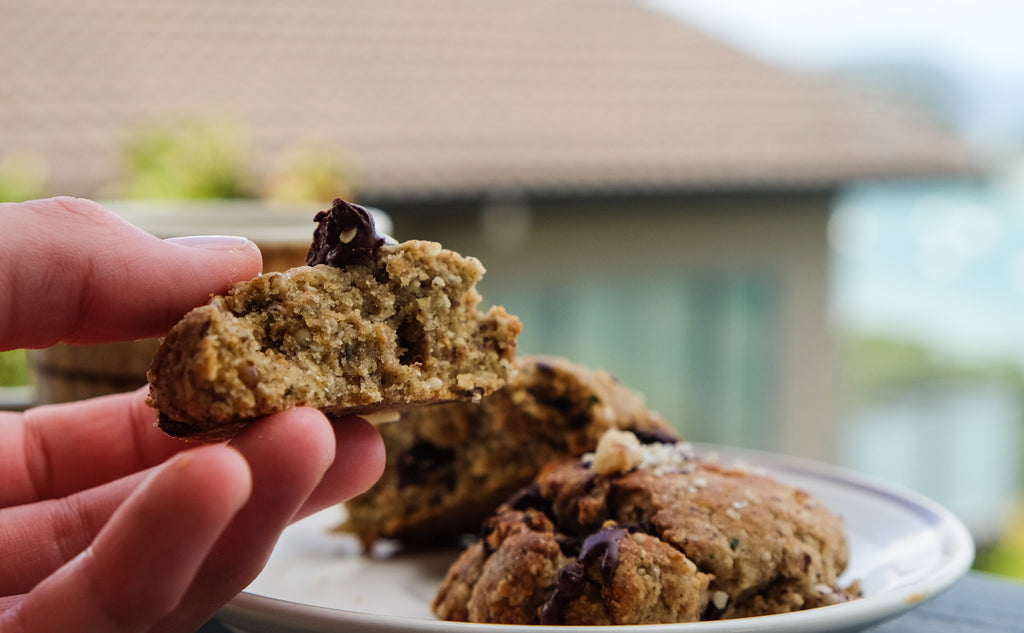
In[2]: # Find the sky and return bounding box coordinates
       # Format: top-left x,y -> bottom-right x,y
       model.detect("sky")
644,0 -> 1024,78
645,0 -> 1024,153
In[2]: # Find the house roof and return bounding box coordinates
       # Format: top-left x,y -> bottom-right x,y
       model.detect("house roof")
0,0 -> 973,203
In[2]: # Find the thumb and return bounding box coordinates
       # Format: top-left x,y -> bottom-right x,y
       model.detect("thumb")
0,197 -> 264,349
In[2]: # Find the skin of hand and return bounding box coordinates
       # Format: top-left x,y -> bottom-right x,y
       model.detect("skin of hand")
0,197 -> 386,633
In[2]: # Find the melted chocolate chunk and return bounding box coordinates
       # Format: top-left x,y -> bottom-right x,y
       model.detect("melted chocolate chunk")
555,533 -> 582,557
305,198 -> 386,267
702,600 -> 727,620
538,526 -> 629,625
527,387 -> 593,430
632,428 -> 681,445
396,439 -> 457,489
157,414 -> 201,438
506,483 -> 545,511
479,515 -> 501,555
504,482 -> 557,524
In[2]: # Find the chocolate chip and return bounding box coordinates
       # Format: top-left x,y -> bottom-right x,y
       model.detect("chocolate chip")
505,482 -> 557,524
396,439 -> 456,489
157,414 -> 201,438
305,198 -> 386,267
632,428 -> 681,445
539,525 -> 630,625
238,362 -> 261,389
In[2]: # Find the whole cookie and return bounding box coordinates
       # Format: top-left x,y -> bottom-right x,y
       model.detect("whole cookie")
433,431 -> 857,625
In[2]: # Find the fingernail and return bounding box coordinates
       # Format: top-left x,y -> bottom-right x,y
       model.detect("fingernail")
165,235 -> 252,251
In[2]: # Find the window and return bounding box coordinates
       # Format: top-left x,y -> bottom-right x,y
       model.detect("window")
497,269 -> 779,448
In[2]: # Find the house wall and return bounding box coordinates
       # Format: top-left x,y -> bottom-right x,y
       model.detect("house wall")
382,192 -> 838,462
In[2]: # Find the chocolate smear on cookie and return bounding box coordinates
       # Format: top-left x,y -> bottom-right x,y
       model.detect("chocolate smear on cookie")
306,198 -> 386,267
539,525 -> 630,625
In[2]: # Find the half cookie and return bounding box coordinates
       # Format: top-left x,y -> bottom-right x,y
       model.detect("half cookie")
146,199 -> 522,440
341,355 -> 680,545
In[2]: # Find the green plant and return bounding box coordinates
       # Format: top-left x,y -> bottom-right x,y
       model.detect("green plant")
974,501 -> 1024,580
116,116 -> 254,199
0,350 -> 30,387
840,334 -> 1024,406
0,151 -> 48,202
263,144 -> 354,203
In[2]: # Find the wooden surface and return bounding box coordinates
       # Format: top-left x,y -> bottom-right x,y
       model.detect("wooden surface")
200,572 -> 1024,632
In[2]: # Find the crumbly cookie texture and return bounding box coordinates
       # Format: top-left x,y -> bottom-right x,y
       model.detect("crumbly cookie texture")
146,199 -> 521,441
432,430 -> 857,625
341,355 -> 680,546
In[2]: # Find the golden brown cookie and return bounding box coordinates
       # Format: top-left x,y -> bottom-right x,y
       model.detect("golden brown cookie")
146,199 -> 521,440
341,356 -> 679,545
433,430 -> 857,625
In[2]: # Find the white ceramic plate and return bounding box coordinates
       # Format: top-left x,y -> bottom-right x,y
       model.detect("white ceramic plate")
218,444 -> 975,633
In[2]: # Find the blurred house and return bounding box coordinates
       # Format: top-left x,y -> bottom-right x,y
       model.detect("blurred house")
842,382 -> 1021,542
0,0 -> 972,460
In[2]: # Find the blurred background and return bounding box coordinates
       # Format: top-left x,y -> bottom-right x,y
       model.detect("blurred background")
2,0 -> 1023,578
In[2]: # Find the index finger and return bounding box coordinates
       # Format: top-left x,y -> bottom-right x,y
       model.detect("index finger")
0,197 -> 263,350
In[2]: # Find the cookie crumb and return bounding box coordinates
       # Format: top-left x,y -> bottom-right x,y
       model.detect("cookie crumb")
361,410 -> 401,425
591,429 -> 644,474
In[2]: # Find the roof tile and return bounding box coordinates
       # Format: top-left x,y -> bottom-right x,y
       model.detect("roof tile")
0,0 -> 973,200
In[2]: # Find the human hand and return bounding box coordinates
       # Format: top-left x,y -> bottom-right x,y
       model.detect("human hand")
0,198 -> 385,632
